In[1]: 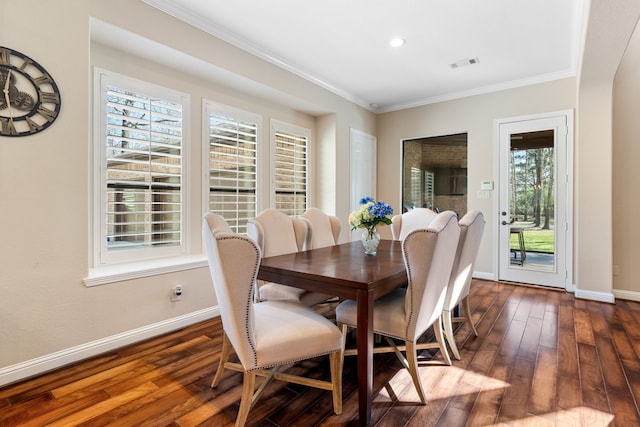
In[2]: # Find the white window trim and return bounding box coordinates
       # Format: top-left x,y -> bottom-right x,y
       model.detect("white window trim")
91,67 -> 191,272
270,119 -> 313,212
84,255 -> 207,287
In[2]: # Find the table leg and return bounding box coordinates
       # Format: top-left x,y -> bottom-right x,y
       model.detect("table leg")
356,289 -> 374,425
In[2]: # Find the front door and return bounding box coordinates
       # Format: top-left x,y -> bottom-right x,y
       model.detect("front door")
497,111 -> 573,289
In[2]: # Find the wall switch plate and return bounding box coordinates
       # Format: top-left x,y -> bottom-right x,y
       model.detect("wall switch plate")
477,190 -> 490,199
480,180 -> 494,190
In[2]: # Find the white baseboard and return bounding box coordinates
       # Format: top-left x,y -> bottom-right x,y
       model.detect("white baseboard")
574,288 -> 615,303
473,271 -> 495,281
613,289 -> 640,302
0,306 -> 220,388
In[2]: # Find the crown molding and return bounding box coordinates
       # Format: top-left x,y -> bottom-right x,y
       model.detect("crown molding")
377,69 -> 577,114
143,0 -> 373,111
143,0 -> 581,115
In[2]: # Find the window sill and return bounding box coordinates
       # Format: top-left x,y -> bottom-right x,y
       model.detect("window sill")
84,255 -> 208,287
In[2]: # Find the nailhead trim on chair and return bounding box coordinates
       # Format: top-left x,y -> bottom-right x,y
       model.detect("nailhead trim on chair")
401,213 -> 459,339
217,233 -> 262,369
216,233 -> 338,371
249,350 -> 340,372
402,228 -> 437,338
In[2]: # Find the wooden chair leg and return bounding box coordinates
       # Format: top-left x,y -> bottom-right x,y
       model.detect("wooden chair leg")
235,371 -> 257,427
434,317 -> 452,365
212,332 -> 232,387
405,341 -> 427,404
463,297 -> 478,336
339,323 -> 349,361
329,351 -> 343,414
442,310 -> 461,360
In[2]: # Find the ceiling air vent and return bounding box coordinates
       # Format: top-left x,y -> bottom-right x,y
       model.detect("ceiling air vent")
450,57 -> 480,69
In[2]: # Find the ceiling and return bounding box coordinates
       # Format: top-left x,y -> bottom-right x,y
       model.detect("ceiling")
142,0 -> 584,113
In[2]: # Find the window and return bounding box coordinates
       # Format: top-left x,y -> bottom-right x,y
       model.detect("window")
95,69 -> 188,265
271,120 -> 309,216
408,167 -> 422,209
424,170 -> 434,209
205,102 -> 259,234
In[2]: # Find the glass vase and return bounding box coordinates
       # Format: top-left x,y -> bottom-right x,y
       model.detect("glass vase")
361,227 -> 380,255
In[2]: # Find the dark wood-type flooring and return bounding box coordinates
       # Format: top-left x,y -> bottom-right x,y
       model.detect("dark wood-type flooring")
2,280 -> 640,426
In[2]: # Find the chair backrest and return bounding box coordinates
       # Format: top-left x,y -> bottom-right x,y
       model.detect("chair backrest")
303,207 -> 341,249
391,208 -> 439,240
247,208 -> 310,257
445,210 -> 485,311
402,210 -> 460,340
203,212 -> 260,369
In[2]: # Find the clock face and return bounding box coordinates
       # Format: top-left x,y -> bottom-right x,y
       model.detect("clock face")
0,46 -> 61,137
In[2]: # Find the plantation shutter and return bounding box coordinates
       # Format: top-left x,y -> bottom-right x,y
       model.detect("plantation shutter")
105,86 -> 183,251
273,129 -> 307,216
207,110 -> 258,234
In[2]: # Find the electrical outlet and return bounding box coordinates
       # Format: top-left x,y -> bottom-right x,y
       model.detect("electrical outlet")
477,190 -> 490,199
171,284 -> 183,302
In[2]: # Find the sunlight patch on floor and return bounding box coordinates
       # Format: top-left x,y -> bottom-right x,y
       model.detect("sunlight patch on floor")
375,365 -> 509,402
492,407 -> 613,426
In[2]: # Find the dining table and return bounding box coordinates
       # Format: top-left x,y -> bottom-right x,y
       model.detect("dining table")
257,239 -> 408,426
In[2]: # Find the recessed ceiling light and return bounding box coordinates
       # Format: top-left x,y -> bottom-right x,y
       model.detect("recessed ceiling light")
389,37 -> 406,47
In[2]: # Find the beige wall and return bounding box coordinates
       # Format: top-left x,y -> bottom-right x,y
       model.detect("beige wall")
613,19 -> 640,295
377,79 -> 576,276
2,0 -> 639,387
0,0 -> 374,384
577,0 -> 640,300
0,0 -> 93,375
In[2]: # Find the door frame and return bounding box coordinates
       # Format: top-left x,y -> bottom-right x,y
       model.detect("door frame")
494,110 -> 574,291
350,128 -> 377,241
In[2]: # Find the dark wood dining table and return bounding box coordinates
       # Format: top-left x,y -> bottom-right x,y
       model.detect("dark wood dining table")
257,239 -> 408,425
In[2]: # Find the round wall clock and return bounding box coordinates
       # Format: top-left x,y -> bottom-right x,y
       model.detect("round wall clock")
0,46 -> 61,137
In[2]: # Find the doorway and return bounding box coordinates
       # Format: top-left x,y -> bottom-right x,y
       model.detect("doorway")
350,129 -> 377,241
401,133 -> 468,216
497,111 -> 573,289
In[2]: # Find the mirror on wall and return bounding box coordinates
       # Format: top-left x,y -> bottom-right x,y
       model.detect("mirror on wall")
401,133 -> 468,216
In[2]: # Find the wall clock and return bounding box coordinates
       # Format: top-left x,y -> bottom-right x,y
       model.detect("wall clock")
0,46 -> 61,137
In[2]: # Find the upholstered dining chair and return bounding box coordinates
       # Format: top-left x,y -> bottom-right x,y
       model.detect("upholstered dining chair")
442,209 -> 485,360
391,207 -> 439,240
336,211 -> 461,404
247,208 -> 331,306
303,207 -> 342,249
203,212 -> 343,427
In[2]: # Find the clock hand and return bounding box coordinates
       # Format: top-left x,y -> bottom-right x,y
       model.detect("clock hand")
3,70 -> 10,93
3,70 -> 13,121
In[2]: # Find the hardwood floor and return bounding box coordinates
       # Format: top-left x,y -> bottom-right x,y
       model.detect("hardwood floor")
2,279 -> 640,426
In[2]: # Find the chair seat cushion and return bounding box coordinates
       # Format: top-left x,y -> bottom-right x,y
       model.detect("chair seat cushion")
336,289 -> 409,341
252,301 -> 342,370
259,282 -> 306,301
259,283 -> 332,306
